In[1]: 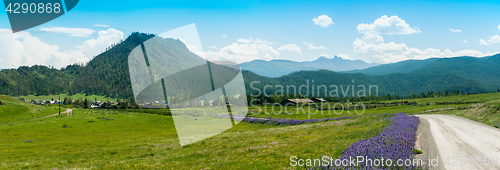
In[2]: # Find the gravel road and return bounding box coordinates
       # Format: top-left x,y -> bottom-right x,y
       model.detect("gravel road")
416,114 -> 500,170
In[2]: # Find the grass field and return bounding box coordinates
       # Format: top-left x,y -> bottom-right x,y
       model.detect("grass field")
0,95 -> 65,125
1,92 -> 499,169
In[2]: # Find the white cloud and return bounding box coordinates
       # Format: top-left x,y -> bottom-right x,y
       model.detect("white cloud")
449,28 -> 462,33
353,33 -> 492,63
208,46 -> 218,49
0,29 -> 88,68
463,40 -> 468,43
312,15 -> 334,28
254,39 -> 274,45
302,41 -> 328,50
337,54 -> 352,60
479,39 -> 490,45
357,15 -> 421,35
178,39 -> 205,58
237,37 -> 253,43
498,25 -> 500,30
237,37 -> 273,44
0,28 -> 125,69
205,39 -> 280,63
320,53 -> 328,57
221,35 -> 228,38
40,27 -> 96,37
94,24 -> 110,27
487,34 -> 500,43
277,44 -> 301,54
79,28 -> 124,58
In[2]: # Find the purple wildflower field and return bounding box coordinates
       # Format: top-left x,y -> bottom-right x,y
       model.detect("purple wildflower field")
241,116 -> 361,126
319,113 -> 421,170
240,113 -> 395,126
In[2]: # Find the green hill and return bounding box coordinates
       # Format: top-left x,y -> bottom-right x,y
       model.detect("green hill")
408,55 -> 500,90
243,69 -> 487,97
344,58 -> 439,76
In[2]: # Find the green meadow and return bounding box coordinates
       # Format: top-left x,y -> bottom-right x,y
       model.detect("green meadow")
1,92 -> 499,169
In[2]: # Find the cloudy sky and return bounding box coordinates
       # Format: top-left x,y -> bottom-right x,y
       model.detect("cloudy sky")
0,0 -> 499,68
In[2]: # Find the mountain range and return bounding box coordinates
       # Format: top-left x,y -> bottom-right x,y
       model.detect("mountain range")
343,58 -> 439,76
0,32 -> 499,99
239,56 -> 380,77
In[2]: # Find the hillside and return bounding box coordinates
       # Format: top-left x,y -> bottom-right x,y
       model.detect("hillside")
344,58 -> 439,76
408,55 -> 500,90
243,70 -> 488,97
70,32 -> 156,98
0,65 -> 76,96
239,56 -> 379,77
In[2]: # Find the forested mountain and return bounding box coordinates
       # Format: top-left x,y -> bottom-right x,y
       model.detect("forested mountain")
0,32 -> 499,99
0,65 -> 75,95
344,58 -> 439,76
243,70 -> 488,97
409,55 -> 500,90
239,56 -> 379,77
0,32 -> 155,98
71,32 -> 156,98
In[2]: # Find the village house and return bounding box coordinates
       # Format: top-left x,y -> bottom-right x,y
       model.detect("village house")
311,97 -> 327,103
279,99 -> 314,106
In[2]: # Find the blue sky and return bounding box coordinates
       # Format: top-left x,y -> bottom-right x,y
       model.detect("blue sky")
1,0 -> 499,68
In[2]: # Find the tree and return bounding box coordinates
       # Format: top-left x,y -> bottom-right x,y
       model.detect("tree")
63,97 -> 69,105
120,100 -> 128,109
129,98 -> 138,109
83,99 -> 89,109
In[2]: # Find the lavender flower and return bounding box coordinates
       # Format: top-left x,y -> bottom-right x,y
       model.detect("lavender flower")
318,113 -> 421,170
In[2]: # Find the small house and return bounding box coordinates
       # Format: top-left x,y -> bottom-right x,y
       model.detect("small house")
279,99 -> 314,106
311,97 -> 327,103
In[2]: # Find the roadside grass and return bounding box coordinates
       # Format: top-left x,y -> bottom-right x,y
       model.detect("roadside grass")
16,93 -> 118,103
0,104 -> 388,169
377,92 -> 500,104
420,100 -> 500,128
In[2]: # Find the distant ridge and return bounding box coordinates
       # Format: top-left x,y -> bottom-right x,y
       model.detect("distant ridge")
239,56 -> 380,77
344,58 -> 439,76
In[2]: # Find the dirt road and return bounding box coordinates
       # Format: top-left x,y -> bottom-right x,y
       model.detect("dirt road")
416,114 -> 500,170
35,109 -> 73,119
